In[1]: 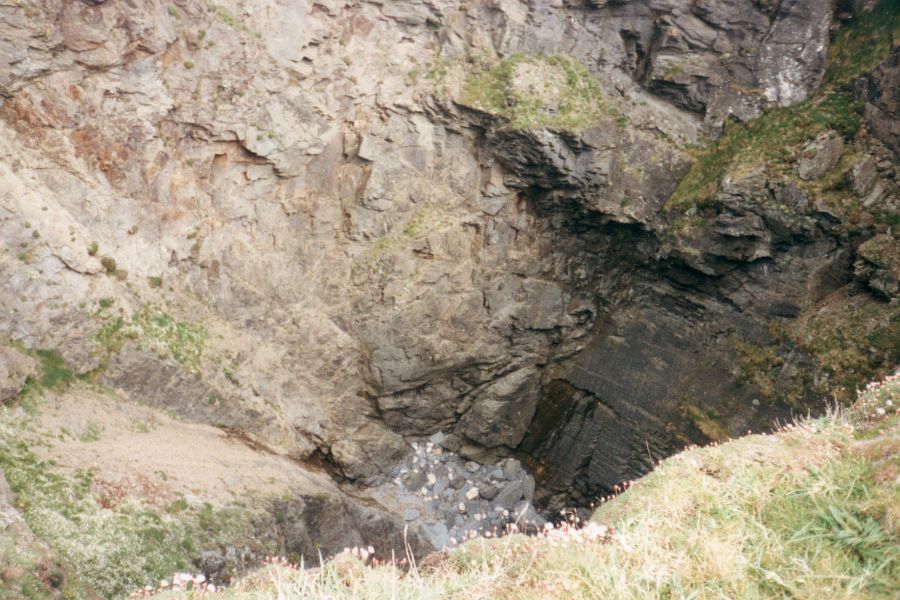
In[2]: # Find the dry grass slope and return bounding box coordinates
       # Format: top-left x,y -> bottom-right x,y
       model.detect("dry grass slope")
148,376 -> 900,600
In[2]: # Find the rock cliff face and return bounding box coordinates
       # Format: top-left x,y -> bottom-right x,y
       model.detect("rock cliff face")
0,0 -> 897,591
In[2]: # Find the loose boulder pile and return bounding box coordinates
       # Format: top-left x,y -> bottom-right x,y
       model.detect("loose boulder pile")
371,433 -> 546,549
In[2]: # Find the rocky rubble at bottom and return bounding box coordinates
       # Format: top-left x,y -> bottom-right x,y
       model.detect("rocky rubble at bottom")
367,432 -> 547,550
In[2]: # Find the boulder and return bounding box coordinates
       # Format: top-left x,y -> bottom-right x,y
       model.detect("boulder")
797,132 -> 844,180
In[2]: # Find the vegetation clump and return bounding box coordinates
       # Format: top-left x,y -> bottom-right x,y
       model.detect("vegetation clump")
94,306 -> 207,373
668,0 -> 899,211
669,92 -> 864,208
34,349 -> 75,390
100,256 -> 117,275
459,53 -> 615,131
0,406 -> 260,599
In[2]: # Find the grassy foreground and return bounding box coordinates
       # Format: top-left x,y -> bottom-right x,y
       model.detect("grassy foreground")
148,376 -> 900,600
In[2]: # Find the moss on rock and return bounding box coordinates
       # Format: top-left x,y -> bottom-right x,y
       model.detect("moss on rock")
458,53 -> 616,131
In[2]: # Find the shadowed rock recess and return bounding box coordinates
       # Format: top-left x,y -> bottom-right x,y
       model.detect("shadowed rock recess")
0,0 -> 898,593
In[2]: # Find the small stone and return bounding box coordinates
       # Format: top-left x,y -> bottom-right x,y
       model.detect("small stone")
403,508 -> 420,521
426,472 -> 437,487
523,475 -> 535,503
480,482 -> 499,500
489,467 -> 505,480
458,502 -> 467,513
449,474 -> 466,489
465,486 -> 479,500
403,470 -> 427,490
495,480 -> 524,507
502,458 -> 523,479
428,431 -> 446,447
464,461 -> 480,473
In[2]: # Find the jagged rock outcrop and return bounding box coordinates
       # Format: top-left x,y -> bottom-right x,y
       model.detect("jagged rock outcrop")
0,0 -> 897,588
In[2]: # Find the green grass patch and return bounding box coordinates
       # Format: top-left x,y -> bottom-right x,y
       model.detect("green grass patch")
34,349 -> 75,390
760,458 -> 899,596
459,53 -> 617,131
788,292 -> 900,401
211,4 -> 263,40
0,408 -> 262,598
668,1 -> 898,211
825,1 -> 900,89
94,306 -> 207,373
669,92 -> 863,208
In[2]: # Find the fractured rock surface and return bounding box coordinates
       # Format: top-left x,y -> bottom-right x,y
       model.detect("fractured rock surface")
0,0 -> 897,579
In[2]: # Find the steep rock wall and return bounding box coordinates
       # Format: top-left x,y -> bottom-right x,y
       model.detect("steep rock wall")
0,0 -> 897,557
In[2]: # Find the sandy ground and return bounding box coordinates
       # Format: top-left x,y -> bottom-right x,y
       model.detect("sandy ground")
29,386 -> 332,508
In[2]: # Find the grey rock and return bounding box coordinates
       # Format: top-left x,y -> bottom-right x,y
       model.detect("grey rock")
494,480 -> 524,507
419,521 -> 450,549
861,46 -> 900,155
512,502 -> 547,533
0,347 -> 35,403
479,482 -> 499,501
459,369 -> 541,448
851,156 -> 879,197
402,470 -> 427,490
502,458 -> 523,480
855,235 -> 899,299
523,475 -> 536,503
448,474 -> 466,490
0,0 -> 890,565
797,132 -> 844,180
464,461 -> 480,473
403,508 -> 420,521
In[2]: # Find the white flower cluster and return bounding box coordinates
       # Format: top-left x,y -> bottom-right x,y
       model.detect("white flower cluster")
130,572 -> 213,597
